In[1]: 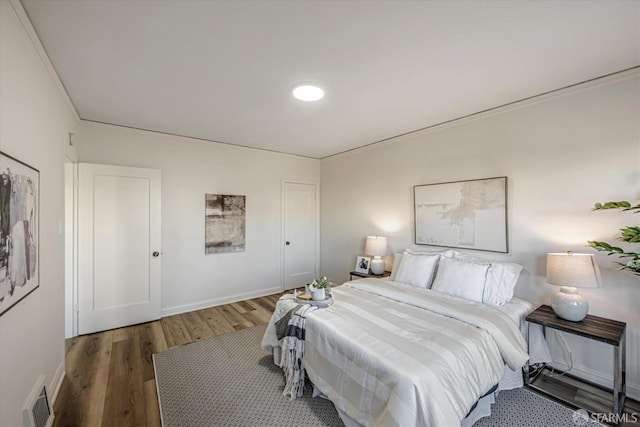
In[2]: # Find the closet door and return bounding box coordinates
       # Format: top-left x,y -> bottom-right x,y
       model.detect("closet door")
283,182 -> 317,290
78,163 -> 161,334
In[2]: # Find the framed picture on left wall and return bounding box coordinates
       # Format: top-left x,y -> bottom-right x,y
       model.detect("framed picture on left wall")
0,151 -> 39,316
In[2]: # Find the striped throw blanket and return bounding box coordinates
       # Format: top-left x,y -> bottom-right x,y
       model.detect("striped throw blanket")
275,303 -> 318,399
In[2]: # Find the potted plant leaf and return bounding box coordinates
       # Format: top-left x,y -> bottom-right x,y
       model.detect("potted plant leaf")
588,201 -> 640,275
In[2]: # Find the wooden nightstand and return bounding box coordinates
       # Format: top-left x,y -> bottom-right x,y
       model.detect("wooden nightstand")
525,305 -> 627,418
349,270 -> 391,281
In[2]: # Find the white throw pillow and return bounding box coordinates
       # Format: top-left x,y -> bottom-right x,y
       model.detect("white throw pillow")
431,257 -> 489,302
389,252 -> 403,281
393,252 -> 440,288
485,262 -> 522,305
443,250 -> 523,306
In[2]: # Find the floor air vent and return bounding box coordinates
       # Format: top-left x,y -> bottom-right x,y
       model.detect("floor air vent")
22,375 -> 53,427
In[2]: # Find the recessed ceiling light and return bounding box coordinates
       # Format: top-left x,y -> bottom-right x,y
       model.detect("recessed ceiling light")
292,84 -> 324,101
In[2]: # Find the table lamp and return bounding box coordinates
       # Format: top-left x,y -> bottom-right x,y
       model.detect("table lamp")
365,236 -> 387,275
546,251 -> 602,322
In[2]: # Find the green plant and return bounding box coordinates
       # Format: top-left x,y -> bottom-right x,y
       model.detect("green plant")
310,276 -> 331,290
588,201 -> 640,275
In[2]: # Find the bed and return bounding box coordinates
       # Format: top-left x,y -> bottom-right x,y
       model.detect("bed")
262,249 -> 550,427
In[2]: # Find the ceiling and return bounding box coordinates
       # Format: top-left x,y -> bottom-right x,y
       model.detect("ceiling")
21,1 -> 640,159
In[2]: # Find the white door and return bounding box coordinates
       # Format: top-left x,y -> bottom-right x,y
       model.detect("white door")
283,182 -> 317,290
64,162 -> 76,338
78,163 -> 161,334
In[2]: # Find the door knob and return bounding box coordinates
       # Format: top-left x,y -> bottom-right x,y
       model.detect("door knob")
152,251 -> 160,257
285,241 -> 290,245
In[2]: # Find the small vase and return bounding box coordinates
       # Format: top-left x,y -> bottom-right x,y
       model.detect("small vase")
312,288 -> 326,301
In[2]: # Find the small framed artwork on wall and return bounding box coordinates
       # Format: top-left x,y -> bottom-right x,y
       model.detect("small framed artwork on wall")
354,256 -> 371,274
205,194 -> 246,254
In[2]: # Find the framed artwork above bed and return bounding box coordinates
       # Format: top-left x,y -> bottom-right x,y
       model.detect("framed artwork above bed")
414,176 -> 508,253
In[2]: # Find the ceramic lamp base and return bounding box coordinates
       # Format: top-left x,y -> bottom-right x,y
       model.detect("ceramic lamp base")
370,257 -> 385,275
551,286 -> 588,322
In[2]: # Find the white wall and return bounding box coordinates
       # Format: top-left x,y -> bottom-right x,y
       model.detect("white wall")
0,2 -> 78,425
76,122 -> 319,315
320,71 -> 640,398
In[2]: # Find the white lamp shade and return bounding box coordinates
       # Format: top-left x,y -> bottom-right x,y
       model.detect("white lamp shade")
546,252 -> 602,289
364,236 -> 387,257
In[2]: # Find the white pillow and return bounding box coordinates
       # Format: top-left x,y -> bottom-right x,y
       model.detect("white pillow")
389,252 -> 403,281
486,262 -> 522,305
431,257 -> 489,302
391,249 -> 447,282
443,250 -> 523,306
393,252 -> 440,288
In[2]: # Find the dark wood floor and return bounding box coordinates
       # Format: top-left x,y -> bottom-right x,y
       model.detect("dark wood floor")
52,293 -> 282,427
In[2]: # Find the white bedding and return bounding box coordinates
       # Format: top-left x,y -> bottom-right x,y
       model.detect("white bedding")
263,278 -> 540,427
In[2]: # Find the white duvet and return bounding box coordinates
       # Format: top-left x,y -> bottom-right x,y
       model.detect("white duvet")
299,280 -> 529,427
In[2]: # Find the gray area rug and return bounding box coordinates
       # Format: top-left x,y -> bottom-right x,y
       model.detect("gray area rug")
153,324 -> 343,427
474,387 -> 603,427
153,324 -> 603,427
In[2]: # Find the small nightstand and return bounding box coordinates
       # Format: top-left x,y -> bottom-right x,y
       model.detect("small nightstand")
525,305 -> 627,418
349,270 -> 391,281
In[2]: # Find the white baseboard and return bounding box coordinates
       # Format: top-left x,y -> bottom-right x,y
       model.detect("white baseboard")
161,286 -> 282,317
50,362 -> 65,405
550,357 -> 639,401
